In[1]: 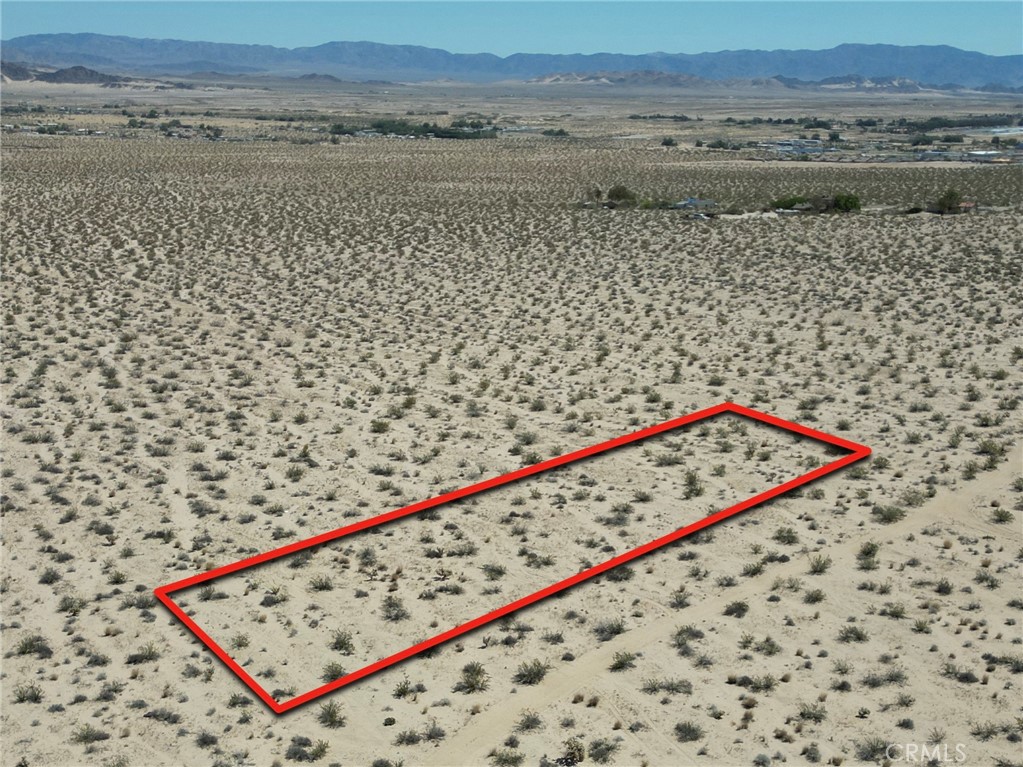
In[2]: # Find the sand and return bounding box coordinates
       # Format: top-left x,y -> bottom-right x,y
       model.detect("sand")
2,85 -> 1021,767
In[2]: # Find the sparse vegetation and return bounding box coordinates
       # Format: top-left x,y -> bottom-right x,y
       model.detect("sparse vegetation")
3,85 -> 1021,767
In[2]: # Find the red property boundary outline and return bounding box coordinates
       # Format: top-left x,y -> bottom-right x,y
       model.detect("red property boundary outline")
155,402 -> 870,713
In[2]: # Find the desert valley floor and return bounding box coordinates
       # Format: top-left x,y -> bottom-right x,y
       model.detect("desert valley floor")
2,87 -> 1023,767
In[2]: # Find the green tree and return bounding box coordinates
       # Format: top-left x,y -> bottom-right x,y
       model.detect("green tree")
833,193 -> 861,212
606,185 -> 637,204
935,188 -> 962,214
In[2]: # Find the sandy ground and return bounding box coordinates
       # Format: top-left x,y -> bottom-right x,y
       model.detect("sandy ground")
1,110 -> 1021,767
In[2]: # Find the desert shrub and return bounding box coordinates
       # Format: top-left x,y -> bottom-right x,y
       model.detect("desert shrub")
672,624 -> 705,653
588,738 -> 620,764
71,724 -> 110,744
488,749 -> 524,766
855,736 -> 891,761
394,729 -> 423,746
992,508 -> 1014,524
512,659 -> 550,685
798,702 -> 827,723
838,625 -> 869,643
453,661 -> 488,693
609,651 -> 637,671
862,667 -> 907,688
146,707 -> 181,724
14,683 -> 43,703
481,563 -> 506,580
317,700 -> 346,728
773,527 -> 799,545
381,595 -> 409,621
641,677 -> 692,695
872,505 -> 907,523
724,600 -> 749,618
674,721 -> 704,742
196,731 -> 218,748
309,575 -> 333,591
516,710 -> 543,732
322,662 -> 346,683
285,735 -> 329,761
15,635 -> 52,658
330,629 -> 355,655
126,642 -> 160,664
593,618 -> 626,642
808,555 -> 832,574
975,569 -> 1001,589
669,585 -> 691,609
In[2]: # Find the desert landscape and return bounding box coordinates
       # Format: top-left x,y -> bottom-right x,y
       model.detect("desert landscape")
2,58 -> 1022,767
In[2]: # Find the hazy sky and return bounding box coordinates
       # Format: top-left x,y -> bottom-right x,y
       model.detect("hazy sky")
2,1 -> 1021,57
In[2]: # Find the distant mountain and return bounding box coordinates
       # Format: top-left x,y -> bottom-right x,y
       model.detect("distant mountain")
528,71 -> 994,94
774,74 -> 928,93
36,65 -> 122,84
1,62 -> 123,84
1,60 -> 33,80
531,70 -> 718,87
297,72 -> 345,83
2,33 -> 1020,88
531,70 -> 798,90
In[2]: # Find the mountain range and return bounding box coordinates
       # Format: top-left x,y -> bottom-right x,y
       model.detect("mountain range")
2,33 -> 1021,88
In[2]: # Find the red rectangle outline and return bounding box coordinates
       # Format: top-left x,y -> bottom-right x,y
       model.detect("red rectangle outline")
155,402 -> 870,713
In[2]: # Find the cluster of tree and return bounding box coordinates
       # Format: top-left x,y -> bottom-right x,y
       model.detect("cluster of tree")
329,118 -> 497,139
541,128 -> 570,137
769,193 -> 861,212
451,118 -> 491,129
857,114 -> 1021,135
899,114 -> 1019,132
910,134 -> 966,146
706,139 -> 743,150
722,116 -> 801,125
35,123 -> 71,135
3,103 -> 46,115
598,186 -> 680,210
802,117 -> 833,130
585,186 -> 979,216
123,117 -> 223,138
121,108 -> 161,118
934,188 -> 963,214
253,114 -> 331,123
628,113 -> 694,122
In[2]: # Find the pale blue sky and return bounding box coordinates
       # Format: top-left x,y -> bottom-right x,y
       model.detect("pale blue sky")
2,2 -> 1020,57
